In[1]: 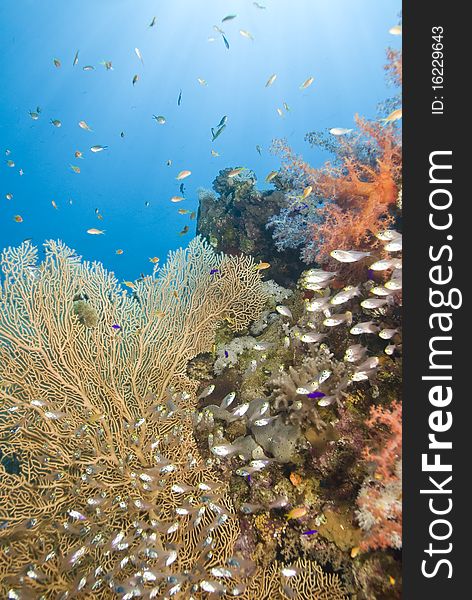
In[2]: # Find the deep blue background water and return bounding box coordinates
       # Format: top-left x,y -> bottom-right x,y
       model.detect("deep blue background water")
0,0 -> 401,281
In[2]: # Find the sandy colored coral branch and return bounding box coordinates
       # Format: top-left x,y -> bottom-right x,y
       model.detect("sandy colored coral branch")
0,237 -> 346,599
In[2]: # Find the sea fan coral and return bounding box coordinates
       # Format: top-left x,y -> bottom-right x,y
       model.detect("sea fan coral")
0,237 -> 267,598
0,238 -> 345,598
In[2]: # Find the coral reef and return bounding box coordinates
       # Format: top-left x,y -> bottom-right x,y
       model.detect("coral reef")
196,169 -> 306,286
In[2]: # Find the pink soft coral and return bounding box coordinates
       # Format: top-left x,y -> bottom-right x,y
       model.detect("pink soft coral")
356,401 -> 402,551
273,116 -> 401,268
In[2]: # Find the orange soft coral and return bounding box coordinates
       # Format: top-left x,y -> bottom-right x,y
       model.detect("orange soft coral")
315,116 -> 401,262
272,116 -> 401,266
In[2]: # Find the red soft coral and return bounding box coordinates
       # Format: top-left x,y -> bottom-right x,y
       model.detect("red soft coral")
273,115 -> 401,270
385,48 -> 402,87
357,401 -> 402,551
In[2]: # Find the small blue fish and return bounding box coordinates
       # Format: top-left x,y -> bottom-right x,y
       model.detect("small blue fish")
307,391 -> 325,399
302,529 -> 318,535
112,324 -> 121,330
210,268 -> 219,275
224,350 -> 229,358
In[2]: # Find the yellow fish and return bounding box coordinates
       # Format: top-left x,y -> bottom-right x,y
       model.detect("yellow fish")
88,413 -> 104,423
189,211 -> 196,220
228,167 -> 244,178
211,150 -> 219,157
300,76 -> 314,90
86,228 -> 105,235
239,29 -> 254,40
276,108 -> 283,117
78,120 -> 92,131
171,196 -> 185,203
351,546 -> 360,558
383,108 -> 402,124
123,281 -> 136,289
51,200 -> 58,209
13,215 -> 23,223
286,506 -> 307,520
389,25 -> 402,35
265,170 -> 278,182
116,249 -> 124,255
75,150 -> 83,159
149,257 -> 160,264
301,185 -> 313,200
179,226 -> 189,235
255,262 -> 270,270
70,165 -> 80,174
178,208 -> 190,214
155,310 -> 166,319
176,170 -> 191,180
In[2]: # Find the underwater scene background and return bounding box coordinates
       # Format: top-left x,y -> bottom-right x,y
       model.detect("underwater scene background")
0,1 -> 402,599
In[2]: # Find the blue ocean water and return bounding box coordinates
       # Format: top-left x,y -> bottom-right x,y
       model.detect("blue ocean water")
0,0 -> 400,281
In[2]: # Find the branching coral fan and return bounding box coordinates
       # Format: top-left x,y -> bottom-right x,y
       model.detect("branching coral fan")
0,238 -> 346,599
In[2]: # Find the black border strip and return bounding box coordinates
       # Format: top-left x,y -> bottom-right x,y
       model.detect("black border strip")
404,1 -> 467,595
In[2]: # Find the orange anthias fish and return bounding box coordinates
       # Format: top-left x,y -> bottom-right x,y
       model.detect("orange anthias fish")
301,185 -> 313,200
255,262 -> 270,271
176,170 -> 191,180
13,215 -> 23,223
383,108 -> 402,124
286,506 -> 307,520
300,76 -> 314,90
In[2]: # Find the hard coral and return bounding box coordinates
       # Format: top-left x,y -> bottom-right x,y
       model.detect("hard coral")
197,169 -> 306,286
